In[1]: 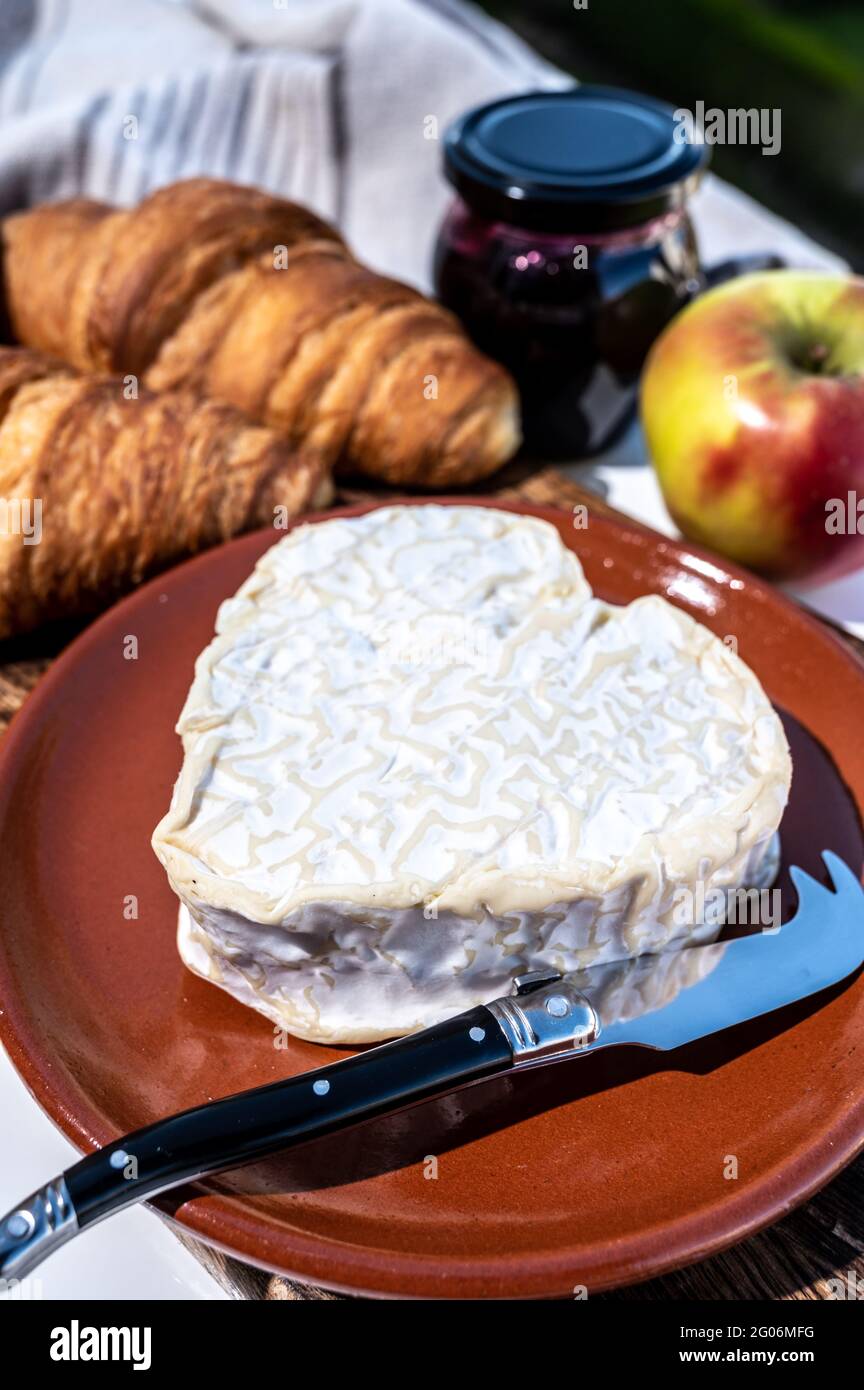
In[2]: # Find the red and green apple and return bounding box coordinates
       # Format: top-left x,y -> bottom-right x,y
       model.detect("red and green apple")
641,270 -> 864,582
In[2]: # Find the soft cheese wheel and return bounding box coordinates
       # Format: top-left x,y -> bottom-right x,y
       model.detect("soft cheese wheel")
152,505 -> 791,1042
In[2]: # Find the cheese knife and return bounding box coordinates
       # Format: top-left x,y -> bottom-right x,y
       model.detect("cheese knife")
2,850 -> 862,1280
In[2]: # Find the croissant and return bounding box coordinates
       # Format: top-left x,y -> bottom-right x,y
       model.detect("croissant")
2,179 -> 521,487
0,347 -> 330,639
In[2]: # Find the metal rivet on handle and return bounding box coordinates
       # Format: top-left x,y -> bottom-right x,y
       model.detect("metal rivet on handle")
545,996 -> 570,1018
313,1079 -> 330,1096
6,1210 -> 34,1239
469,1026 -> 486,1042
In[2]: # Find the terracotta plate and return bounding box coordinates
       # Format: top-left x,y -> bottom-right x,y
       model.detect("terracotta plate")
1,499 -> 864,1300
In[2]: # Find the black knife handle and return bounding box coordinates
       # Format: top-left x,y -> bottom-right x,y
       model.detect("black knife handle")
63,1005 -> 511,1231
1,973 -> 604,1279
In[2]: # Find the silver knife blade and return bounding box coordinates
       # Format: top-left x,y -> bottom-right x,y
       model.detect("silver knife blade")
489,852 -> 864,1065
585,851 -> 864,1052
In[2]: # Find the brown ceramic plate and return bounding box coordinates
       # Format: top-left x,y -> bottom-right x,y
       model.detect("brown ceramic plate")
1,499 -> 863,1300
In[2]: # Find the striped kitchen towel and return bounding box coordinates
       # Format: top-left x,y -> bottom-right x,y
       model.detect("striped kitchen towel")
0,0 -> 842,288
0,0 -> 560,285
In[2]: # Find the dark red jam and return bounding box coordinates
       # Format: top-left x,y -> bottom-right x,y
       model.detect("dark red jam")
435,199 -> 700,459
436,89 -> 709,460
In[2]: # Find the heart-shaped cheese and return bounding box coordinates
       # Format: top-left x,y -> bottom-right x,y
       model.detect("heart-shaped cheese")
153,506 -> 791,1042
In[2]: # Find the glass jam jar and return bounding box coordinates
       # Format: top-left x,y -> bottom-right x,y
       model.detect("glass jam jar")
434,88 -> 710,460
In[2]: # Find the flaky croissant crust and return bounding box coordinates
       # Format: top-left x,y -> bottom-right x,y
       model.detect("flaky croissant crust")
3,179 -> 521,486
0,346 -> 330,638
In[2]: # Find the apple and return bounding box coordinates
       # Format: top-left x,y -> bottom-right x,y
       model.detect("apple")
640,270 -> 864,583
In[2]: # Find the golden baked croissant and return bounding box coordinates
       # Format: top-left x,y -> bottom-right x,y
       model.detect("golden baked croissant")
2,179 -> 521,487
0,347 -> 330,639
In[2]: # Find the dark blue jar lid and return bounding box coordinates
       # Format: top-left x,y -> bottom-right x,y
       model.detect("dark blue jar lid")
443,87 -> 710,233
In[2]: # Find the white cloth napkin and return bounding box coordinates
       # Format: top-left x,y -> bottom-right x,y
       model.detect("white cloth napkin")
0,0 -> 843,288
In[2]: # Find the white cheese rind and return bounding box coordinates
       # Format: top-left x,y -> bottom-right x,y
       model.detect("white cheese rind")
152,505 -> 791,1042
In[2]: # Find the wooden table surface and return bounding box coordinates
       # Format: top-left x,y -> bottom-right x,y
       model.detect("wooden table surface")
2,468 -> 862,1302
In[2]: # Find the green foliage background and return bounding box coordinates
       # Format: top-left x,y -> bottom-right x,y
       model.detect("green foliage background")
481,0 -> 864,268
